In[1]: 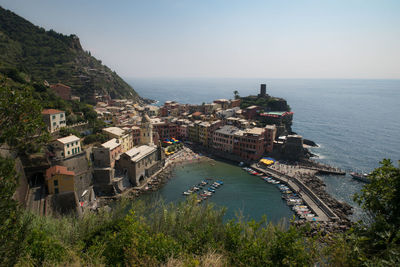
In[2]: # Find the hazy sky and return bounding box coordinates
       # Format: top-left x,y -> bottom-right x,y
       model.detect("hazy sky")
1,0 -> 399,79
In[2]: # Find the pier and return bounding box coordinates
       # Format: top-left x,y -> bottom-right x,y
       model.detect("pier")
299,159 -> 346,175
251,164 -> 339,222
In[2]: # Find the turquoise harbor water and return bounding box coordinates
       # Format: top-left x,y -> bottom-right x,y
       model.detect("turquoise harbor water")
130,78 -> 400,221
141,160 -> 294,223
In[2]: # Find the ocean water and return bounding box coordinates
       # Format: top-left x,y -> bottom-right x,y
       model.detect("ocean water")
129,78 -> 400,220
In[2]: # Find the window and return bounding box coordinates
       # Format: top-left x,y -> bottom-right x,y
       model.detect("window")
52,115 -> 56,120
67,144 -> 69,148
53,122 -> 56,126
60,114 -> 64,118
55,188 -> 59,194
54,180 -> 58,186
68,151 -> 70,155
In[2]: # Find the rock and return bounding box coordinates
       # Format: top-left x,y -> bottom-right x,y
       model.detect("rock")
303,139 -> 318,147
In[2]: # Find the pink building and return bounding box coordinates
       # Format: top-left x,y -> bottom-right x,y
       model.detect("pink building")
177,125 -> 188,139
213,125 -> 240,153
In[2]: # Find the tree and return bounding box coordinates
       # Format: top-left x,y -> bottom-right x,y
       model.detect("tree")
352,159 -> 400,263
0,76 -> 49,154
233,90 -> 240,100
0,157 -> 30,266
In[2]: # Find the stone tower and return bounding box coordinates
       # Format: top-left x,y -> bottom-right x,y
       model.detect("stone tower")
140,113 -> 153,146
259,84 -> 267,97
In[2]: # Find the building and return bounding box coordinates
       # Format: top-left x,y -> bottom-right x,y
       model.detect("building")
216,107 -> 240,119
264,125 -> 277,153
213,99 -> 230,109
177,124 -> 188,139
145,105 -> 159,116
53,135 -> 82,159
258,111 -> 294,127
243,105 -> 262,120
152,120 -> 178,141
50,83 -> 71,101
233,126 -> 276,161
230,99 -> 241,108
117,145 -> 163,186
198,122 -> 210,147
132,126 -> 141,145
93,138 -> 122,168
45,165 -> 75,194
140,114 -> 153,145
102,127 -> 134,153
42,109 -> 66,133
213,125 -> 240,153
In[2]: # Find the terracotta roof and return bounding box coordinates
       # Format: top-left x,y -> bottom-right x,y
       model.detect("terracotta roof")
46,165 -> 74,180
192,112 -> 202,116
42,109 -> 64,115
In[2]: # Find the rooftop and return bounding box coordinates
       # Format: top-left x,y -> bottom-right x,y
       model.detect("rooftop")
101,138 -> 120,150
102,127 -> 125,137
42,109 -> 64,115
125,145 -> 157,162
46,165 -> 74,179
215,125 -> 240,135
56,135 -> 80,144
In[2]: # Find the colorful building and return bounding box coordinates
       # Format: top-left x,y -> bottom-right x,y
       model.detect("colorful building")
41,109 -> 66,133
45,165 -> 75,194
102,127 -> 134,153
213,125 -> 240,153
53,135 -> 82,159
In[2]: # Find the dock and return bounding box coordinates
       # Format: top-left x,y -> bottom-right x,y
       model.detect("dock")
251,164 -> 339,222
299,159 -> 346,175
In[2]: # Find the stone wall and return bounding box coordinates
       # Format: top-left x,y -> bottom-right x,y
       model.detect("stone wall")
52,150 -> 93,199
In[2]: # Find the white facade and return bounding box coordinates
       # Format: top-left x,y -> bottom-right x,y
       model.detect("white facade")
42,109 -> 66,133
53,135 -> 82,159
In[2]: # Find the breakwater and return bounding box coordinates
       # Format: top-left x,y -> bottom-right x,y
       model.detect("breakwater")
252,163 -> 352,233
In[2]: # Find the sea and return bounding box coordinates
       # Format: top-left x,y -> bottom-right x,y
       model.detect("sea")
128,78 -> 400,222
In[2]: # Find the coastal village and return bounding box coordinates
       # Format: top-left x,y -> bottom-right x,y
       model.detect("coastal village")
23,83 -> 352,232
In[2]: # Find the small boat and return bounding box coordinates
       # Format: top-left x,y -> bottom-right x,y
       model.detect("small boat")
350,172 -> 371,183
207,188 -> 215,193
216,181 -> 224,185
183,191 -> 191,195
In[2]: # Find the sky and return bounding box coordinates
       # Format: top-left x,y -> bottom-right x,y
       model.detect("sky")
1,0 -> 399,79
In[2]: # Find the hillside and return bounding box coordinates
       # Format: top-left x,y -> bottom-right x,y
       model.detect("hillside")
0,6 -> 142,103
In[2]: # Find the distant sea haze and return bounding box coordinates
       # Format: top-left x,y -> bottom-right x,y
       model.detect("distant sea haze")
128,77 -> 400,219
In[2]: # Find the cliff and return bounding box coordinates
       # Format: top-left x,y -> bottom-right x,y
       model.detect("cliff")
0,6 -> 142,103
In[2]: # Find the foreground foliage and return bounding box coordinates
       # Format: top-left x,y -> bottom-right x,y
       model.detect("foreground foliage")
0,156 -> 398,266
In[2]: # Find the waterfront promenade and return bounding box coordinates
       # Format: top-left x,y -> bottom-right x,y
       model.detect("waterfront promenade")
251,164 -> 339,222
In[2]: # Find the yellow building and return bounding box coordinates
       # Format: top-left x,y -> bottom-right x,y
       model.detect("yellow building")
45,165 -> 75,194
198,122 -> 210,147
102,127 -> 134,153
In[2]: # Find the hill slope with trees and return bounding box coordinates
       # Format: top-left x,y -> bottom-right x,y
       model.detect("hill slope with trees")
0,6 -> 142,103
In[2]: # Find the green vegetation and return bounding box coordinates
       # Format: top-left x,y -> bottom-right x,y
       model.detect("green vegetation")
166,143 -> 183,152
0,74 -> 49,154
83,133 -> 109,145
0,6 -> 141,102
0,156 -> 398,265
240,96 -> 290,111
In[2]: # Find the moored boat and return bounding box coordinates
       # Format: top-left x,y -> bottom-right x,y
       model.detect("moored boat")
350,172 -> 370,183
